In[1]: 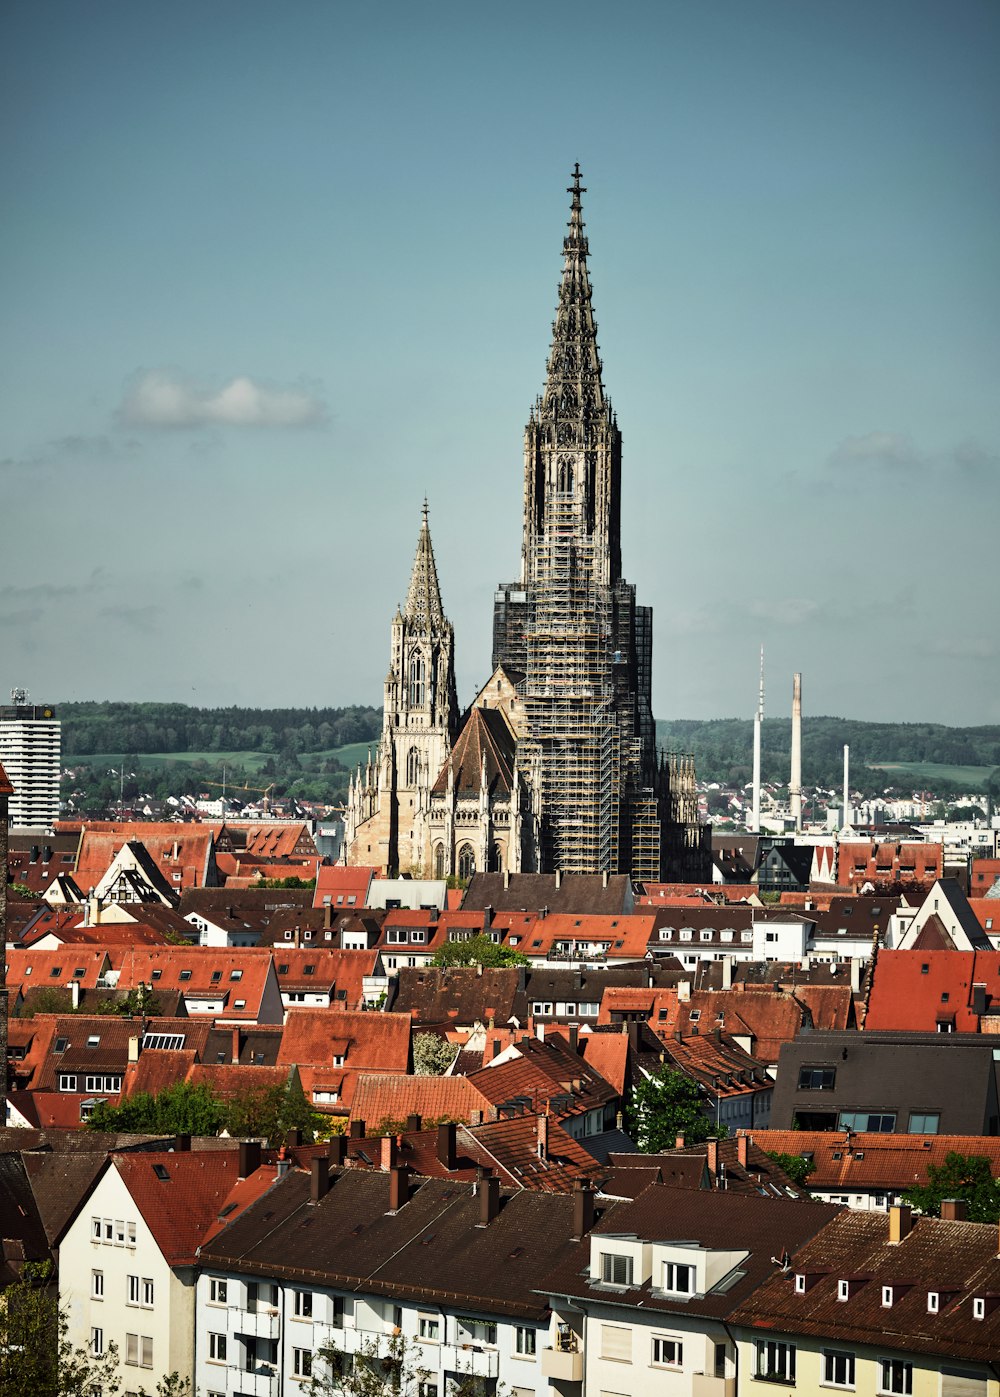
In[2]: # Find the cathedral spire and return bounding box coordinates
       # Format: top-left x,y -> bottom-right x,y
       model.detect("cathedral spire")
403,500 -> 445,629
538,162 -> 607,427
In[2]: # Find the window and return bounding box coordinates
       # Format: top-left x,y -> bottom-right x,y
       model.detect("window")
142,1278 -> 154,1307
208,1332 -> 227,1363
91,1270 -> 104,1299
406,747 -> 420,786
293,1349 -> 313,1378
837,1279 -> 850,1302
209,1278 -> 227,1305
882,1286 -> 894,1307
824,1349 -> 856,1387
600,1323 -> 632,1362
457,1318 -> 496,1345
878,1358 -> 913,1395
115,1219 -> 126,1245
418,1314 -> 440,1342
179,969 -> 192,981
408,653 -> 426,707
907,1111 -> 940,1134
652,1335 -> 683,1367
59,1074 -> 77,1091
230,969 -> 243,981
514,1326 -> 536,1356
927,1292 -> 939,1313
755,1339 -> 796,1383
973,1298 -> 986,1320
798,1067 -> 835,1090
663,1261 -> 695,1295
601,1253 -> 634,1286
91,1327 -> 104,1356
293,1290 -> 313,1318
125,1333 -> 153,1368
128,1274 -> 140,1305
838,1111 -> 896,1133
794,1274 -> 806,1294
458,844 -> 476,880
127,1221 -> 136,1246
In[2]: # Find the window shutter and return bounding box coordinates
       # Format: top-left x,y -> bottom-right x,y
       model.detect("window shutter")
600,1325 -> 631,1362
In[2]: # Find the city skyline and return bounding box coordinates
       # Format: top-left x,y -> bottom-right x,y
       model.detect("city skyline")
2,0 -> 998,726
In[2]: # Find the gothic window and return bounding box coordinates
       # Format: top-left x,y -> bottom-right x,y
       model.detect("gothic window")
557,459 -> 574,493
457,845 -> 476,880
408,652 -> 425,707
406,747 -> 420,786
433,844 -> 445,879
491,843 -> 504,873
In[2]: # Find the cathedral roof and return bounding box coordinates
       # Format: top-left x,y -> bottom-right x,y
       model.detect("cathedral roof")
536,162 -> 609,429
432,707 -> 516,799
403,500 -> 446,630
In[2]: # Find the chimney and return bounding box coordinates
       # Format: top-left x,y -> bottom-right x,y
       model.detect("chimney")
349,1119 -> 366,1138
127,1035 -> 140,1063
381,1135 -> 398,1170
602,870 -> 609,888
850,958 -> 862,993
388,1165 -> 409,1211
888,1204 -> 913,1243
941,1198 -> 968,1222
572,1181 -> 596,1239
972,984 -> 987,1017
437,1122 -> 457,1170
737,1134 -> 749,1168
238,1140 -> 262,1179
484,904 -> 493,929
310,1156 -> 330,1203
555,869 -> 562,890
567,1024 -> 579,1054
536,1114 -> 549,1161
675,1133 -> 686,1149
721,958 -> 733,990
706,1139 -> 719,1175
406,1113 -> 422,1133
69,978 -> 81,1010
678,980 -> 691,1003
478,1172 -> 500,1226
286,1129 -> 302,1148
328,1136 -> 347,1166
231,1027 -> 241,1064
503,869 -> 510,890
174,1133 -> 191,1152
790,672 -> 802,831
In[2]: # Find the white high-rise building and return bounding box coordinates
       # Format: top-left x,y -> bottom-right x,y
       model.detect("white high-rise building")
0,688 -> 61,830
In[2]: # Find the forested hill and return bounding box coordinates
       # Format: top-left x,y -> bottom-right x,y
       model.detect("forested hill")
59,703 -> 382,757
656,716 -> 1000,794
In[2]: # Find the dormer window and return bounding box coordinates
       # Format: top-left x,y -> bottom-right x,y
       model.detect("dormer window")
600,1253 -> 633,1287
663,1262 -> 695,1296
973,1297 -> 986,1320
882,1286 -> 894,1307
794,1274 -> 806,1294
927,1291 -> 939,1313
838,1279 -> 850,1302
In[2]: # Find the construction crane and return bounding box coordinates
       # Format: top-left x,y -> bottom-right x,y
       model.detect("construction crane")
200,777 -> 276,811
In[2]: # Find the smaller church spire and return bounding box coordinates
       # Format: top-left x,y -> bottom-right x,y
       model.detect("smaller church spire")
404,501 -> 446,628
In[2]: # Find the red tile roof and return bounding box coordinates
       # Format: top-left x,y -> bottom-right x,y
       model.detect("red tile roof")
349,1073 -> 494,1129
0,760 -> 14,796
746,1129 -> 1000,1192
313,865 -> 376,910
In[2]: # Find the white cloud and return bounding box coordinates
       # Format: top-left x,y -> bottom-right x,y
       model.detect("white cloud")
119,369 -> 327,428
827,432 -> 998,481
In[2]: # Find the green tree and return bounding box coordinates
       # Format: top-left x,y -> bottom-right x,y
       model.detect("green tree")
225,1077 -> 316,1144
412,1033 -> 460,1077
903,1152 -> 1000,1223
431,935 -> 529,969
0,1261 -> 121,1397
765,1151 -> 816,1188
86,1080 -> 226,1136
304,1331 -> 498,1397
626,1066 -> 724,1152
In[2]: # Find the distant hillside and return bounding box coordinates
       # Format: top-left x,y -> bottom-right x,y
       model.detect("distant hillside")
656,716 -> 1000,797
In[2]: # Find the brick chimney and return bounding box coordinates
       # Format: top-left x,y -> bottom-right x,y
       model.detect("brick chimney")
675,1133 -> 686,1149
437,1121 -> 457,1170
536,1114 -> 549,1161
128,1035 -> 140,1063
888,1204 -> 913,1243
231,1027 -> 241,1064
478,1171 -> 500,1226
238,1140 -> 261,1179
406,1113 -> 422,1132
350,1119 -> 366,1138
388,1165 -> 409,1212
941,1198 -> 968,1221
328,1136 -> 347,1166
381,1135 -> 397,1170
737,1134 -> 750,1168
706,1139 -> 719,1175
310,1156 -> 330,1203
572,1181 -> 596,1239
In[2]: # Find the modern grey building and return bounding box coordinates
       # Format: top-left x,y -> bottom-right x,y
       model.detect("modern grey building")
0,689 -> 60,831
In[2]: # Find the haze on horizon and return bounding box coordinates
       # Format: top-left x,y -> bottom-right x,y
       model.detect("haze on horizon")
2,0 -> 997,728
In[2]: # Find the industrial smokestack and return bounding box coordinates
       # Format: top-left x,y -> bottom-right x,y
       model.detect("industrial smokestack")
843,744 -> 851,829
751,646 -> 764,833
790,673 -> 802,831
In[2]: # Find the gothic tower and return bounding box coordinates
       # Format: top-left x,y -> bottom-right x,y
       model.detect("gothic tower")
494,166 -> 707,880
344,504 -> 459,875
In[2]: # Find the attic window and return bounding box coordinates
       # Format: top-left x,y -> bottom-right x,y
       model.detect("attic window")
973,1297 -> 986,1320
689,1011 -> 701,1023
73,968 -> 86,979
927,1292 -> 939,1313
54,1037 -> 69,1053
49,967 -> 63,978
882,1286 -> 893,1307
234,1000 -> 246,1010
303,965 -> 316,975
278,964 -> 289,974
837,1279 -> 849,1302
211,971 -> 222,983
87,1035 -> 100,1048
151,970 -> 162,981
921,964 -> 929,974
179,970 -> 192,981
230,970 -> 243,982
153,1164 -> 170,1181
794,1274 -> 806,1294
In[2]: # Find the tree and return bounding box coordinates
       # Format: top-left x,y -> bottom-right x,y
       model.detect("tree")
903,1152 -> 1000,1223
412,1033 -> 460,1077
86,1080 -> 226,1136
0,1261 -> 121,1397
765,1151 -> 816,1188
303,1331 -> 498,1397
431,935 -> 529,969
626,1066 -> 724,1152
225,1077 -> 316,1144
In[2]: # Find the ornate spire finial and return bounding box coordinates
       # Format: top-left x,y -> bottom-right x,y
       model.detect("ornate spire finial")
422,496 -> 429,527
403,500 -> 446,629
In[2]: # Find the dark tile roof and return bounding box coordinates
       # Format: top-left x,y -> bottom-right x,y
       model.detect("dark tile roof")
462,873 -> 632,916
431,707 -> 517,798
390,967 -> 525,1026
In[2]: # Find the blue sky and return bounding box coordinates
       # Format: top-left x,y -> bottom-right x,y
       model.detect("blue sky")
2,0 -> 997,726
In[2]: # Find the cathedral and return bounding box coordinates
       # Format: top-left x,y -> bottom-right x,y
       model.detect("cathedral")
344,168 -> 709,882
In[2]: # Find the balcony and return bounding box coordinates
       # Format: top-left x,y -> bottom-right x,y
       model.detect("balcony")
227,1367 -> 278,1397
692,1377 -> 735,1397
441,1343 -> 500,1378
229,1308 -> 280,1340
541,1345 -> 584,1382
